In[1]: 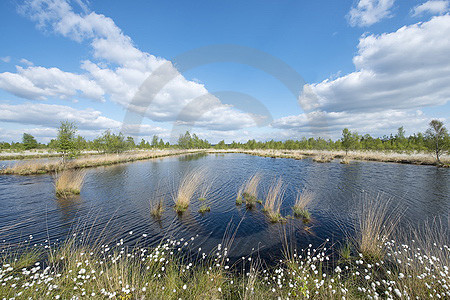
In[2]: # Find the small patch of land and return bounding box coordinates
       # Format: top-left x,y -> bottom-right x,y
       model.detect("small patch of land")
0,150 -> 205,175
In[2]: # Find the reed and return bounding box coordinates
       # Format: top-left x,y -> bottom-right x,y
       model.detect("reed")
292,189 -> 314,221
356,193 -> 401,261
173,168 -> 205,213
150,198 -> 165,218
312,155 -> 334,163
54,170 -> 86,198
236,185 -> 244,205
263,178 -> 285,223
198,205 -> 211,213
242,173 -> 261,209
340,157 -> 350,164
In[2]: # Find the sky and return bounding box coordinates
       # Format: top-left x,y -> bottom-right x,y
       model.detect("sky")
0,0 -> 449,144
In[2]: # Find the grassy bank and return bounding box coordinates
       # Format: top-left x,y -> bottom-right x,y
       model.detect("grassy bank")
209,149 -> 450,166
1,223 -> 448,299
0,150 -> 205,175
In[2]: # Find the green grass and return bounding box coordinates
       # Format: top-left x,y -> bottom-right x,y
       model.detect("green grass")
198,205 -> 211,213
293,207 -> 311,221
2,229 -> 448,300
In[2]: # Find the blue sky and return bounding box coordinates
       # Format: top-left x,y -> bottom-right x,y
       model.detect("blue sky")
0,0 -> 449,143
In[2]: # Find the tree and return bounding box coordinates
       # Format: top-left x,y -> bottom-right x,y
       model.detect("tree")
100,130 -> 127,153
56,121 -> 77,161
178,131 -> 192,149
151,135 -> 159,147
22,133 -> 38,150
126,136 -> 135,149
341,128 -> 356,155
425,120 -> 448,164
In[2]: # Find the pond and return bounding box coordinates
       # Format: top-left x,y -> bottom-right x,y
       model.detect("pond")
0,153 -> 449,263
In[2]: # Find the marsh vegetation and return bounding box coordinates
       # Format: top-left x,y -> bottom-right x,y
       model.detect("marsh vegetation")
1,153 -> 448,299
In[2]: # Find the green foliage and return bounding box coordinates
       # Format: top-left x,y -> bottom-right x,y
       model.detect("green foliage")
56,121 -> 78,159
97,130 -> 127,153
341,128 -> 359,154
22,133 -> 38,150
425,119 -> 449,163
177,131 -> 210,149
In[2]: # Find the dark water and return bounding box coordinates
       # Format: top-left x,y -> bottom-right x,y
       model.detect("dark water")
0,153 -> 449,262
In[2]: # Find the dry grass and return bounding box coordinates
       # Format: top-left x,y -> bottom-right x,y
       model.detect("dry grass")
263,178 -> 285,223
292,189 -> 314,221
356,193 -> 401,261
208,149 -> 450,166
340,157 -> 350,164
150,198 -> 165,218
173,168 -> 205,213
241,173 -> 262,209
312,155 -> 334,163
54,170 -> 86,198
390,218 -> 450,298
1,150 -> 204,175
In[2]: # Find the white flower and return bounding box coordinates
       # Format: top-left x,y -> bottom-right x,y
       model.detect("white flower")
183,284 -> 187,290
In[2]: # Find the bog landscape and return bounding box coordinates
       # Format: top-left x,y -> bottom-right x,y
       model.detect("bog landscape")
0,0 -> 449,299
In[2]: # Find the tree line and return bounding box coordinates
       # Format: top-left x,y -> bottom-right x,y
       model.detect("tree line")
1,120 -> 448,162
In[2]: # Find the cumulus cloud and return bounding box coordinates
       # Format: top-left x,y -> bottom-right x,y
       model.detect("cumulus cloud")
272,110 -> 429,137
2,0 -> 259,131
0,102 -> 168,141
0,102 -> 121,129
412,0 -> 449,17
299,15 -> 450,113
0,66 -> 105,101
347,0 -> 396,27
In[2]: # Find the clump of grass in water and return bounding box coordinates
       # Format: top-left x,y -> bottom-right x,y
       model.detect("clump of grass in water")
173,168 -> 205,214
236,185 -> 244,205
198,205 -> 211,213
312,155 -> 333,163
54,170 -> 85,198
340,157 -> 350,164
263,178 -> 285,223
150,198 -> 165,218
292,189 -> 314,222
356,192 -> 401,261
240,173 -> 261,209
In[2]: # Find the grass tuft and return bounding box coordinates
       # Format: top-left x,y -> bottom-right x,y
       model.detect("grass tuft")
292,189 -> 314,222
356,192 -> 401,261
173,168 -> 205,213
150,198 -> 165,218
263,178 -> 285,223
198,205 -> 211,213
54,170 -> 85,198
240,173 -> 262,209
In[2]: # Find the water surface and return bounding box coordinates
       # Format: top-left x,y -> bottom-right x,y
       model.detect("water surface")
0,153 -> 448,262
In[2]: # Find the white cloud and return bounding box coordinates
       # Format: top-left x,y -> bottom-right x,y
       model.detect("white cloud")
412,0 -> 449,17
0,102 -> 168,142
7,0 -> 259,131
19,58 -> 34,66
0,56 -> 11,63
299,15 -> 450,113
272,110 -> 429,138
0,102 -> 120,129
0,66 -> 105,101
347,0 -> 395,27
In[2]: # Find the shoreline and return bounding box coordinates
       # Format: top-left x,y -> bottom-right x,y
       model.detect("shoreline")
0,150 -> 205,175
208,149 -> 450,167
1,148 -> 448,175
